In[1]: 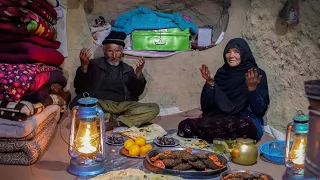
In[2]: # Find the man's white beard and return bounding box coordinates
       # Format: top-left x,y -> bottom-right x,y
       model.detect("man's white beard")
107,59 -> 121,66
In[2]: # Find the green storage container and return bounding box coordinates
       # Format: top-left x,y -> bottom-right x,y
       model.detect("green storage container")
131,28 -> 190,51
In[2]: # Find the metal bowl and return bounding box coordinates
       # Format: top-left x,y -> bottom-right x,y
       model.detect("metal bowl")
220,170 -> 273,180
146,147 -> 228,176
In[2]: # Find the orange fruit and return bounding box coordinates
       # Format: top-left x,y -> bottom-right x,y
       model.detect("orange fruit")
139,145 -> 150,157
135,136 -> 146,147
144,144 -> 153,151
124,139 -> 135,150
129,145 -> 140,156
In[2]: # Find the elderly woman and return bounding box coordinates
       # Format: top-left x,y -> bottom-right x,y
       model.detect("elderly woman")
178,38 -> 269,142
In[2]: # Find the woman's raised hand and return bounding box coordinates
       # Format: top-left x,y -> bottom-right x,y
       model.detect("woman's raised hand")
245,68 -> 262,91
200,64 -> 214,85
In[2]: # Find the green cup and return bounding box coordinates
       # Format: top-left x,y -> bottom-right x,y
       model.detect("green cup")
212,138 -> 226,154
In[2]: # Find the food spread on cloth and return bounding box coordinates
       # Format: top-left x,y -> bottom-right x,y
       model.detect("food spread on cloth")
119,124 -> 167,142
122,136 -> 153,157
149,148 -> 224,171
90,168 -> 183,180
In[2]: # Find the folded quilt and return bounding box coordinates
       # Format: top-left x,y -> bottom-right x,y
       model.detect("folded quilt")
0,8 -> 57,40
0,105 -> 60,139
0,94 -> 66,121
25,71 -> 68,97
0,0 -> 57,24
0,42 -> 64,66
0,63 -> 64,102
0,109 -> 59,165
0,33 -> 61,49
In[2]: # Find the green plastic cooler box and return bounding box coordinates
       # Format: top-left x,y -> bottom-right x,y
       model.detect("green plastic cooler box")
131,28 -> 191,51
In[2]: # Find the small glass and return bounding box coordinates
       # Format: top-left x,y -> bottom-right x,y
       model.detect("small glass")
212,138 -> 225,154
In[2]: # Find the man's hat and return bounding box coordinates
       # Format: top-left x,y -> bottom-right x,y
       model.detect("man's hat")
102,31 -> 126,47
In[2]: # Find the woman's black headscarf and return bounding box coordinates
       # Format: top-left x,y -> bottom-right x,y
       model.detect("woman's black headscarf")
212,38 -> 269,115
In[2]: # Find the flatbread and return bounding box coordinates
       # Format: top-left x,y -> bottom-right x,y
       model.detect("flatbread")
172,133 -> 211,151
90,169 -> 146,180
90,169 -> 184,180
120,124 -> 167,142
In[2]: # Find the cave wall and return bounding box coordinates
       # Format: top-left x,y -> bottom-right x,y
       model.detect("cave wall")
243,0 -> 320,131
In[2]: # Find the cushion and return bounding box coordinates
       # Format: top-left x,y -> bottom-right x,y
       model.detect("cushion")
0,42 -> 64,66
0,33 -> 60,49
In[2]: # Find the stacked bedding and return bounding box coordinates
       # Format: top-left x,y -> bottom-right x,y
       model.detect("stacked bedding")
0,0 -> 64,66
0,105 -> 61,165
0,0 -> 67,165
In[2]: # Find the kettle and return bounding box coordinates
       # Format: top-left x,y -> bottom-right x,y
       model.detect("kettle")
223,138 -> 258,165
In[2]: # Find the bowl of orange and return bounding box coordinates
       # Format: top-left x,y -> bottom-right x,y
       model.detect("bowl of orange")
120,136 -> 153,158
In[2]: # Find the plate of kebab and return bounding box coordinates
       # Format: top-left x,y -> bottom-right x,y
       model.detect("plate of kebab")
146,147 -> 228,176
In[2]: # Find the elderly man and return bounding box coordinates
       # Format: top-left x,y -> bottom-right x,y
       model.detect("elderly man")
70,31 -> 159,127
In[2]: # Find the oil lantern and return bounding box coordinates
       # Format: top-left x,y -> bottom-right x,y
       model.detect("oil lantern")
67,93 -> 106,177
283,110 -> 309,179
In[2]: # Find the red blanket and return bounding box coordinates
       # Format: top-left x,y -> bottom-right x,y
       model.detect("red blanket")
0,7 -> 57,40
0,42 -> 64,66
0,63 -> 61,102
0,33 -> 61,49
0,0 -> 57,24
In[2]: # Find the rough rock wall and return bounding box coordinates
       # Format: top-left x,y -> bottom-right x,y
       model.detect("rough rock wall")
243,0 -> 320,131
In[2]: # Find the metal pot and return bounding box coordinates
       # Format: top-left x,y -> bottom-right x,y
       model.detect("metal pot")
304,80 -> 320,178
230,138 -> 258,166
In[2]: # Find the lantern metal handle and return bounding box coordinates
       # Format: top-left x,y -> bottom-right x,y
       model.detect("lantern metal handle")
68,106 -> 79,158
297,110 -> 304,116
96,107 -> 106,160
83,92 -> 90,98
284,122 -> 293,165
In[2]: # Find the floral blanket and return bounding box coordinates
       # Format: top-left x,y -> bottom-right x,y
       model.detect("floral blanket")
0,63 -> 60,102
0,0 -> 57,24
0,7 -> 57,40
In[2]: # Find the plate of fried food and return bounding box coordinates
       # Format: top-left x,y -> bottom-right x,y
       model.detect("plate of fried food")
146,147 -> 228,176
153,135 -> 180,147
220,170 -> 273,180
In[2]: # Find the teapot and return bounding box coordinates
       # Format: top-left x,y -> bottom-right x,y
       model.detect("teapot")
223,138 -> 258,165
